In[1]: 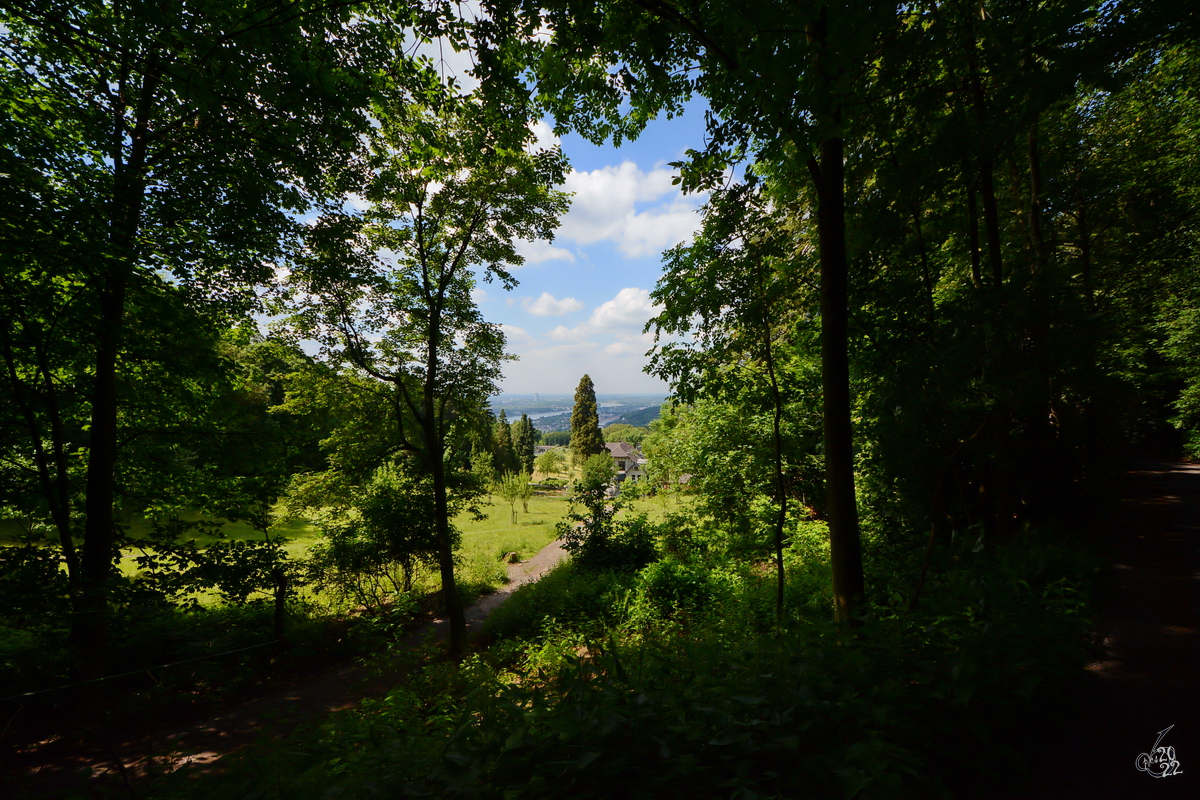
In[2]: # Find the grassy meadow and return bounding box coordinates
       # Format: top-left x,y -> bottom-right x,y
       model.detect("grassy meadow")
0,486 -> 686,607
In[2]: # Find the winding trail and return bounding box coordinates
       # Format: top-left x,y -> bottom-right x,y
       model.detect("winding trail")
1025,461 -> 1200,798
3,539 -> 568,798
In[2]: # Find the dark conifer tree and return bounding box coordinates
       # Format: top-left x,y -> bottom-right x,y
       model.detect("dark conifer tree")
513,413 -> 536,474
494,409 -> 517,474
570,375 -> 605,465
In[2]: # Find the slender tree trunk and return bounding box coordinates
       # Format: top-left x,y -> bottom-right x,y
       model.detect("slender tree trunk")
1027,121 -> 1046,271
762,313 -> 787,626
809,136 -> 864,624
993,417 -> 1017,536
968,37 -> 1003,287
424,319 -> 467,659
38,345 -> 80,590
911,203 -> 935,318
963,157 -> 982,288
978,158 -> 1003,287
1077,190 -> 1093,309
272,566 -> 288,644
0,332 -> 79,585
71,56 -> 159,679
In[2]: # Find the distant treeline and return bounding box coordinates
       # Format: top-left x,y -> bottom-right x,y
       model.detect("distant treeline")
540,422 -> 653,449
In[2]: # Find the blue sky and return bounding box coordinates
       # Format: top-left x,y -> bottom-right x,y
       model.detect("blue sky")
402,21 -> 713,396
480,106 -> 713,396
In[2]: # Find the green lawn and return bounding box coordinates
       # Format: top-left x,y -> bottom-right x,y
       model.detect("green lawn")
460,491 -> 570,561
4,488 -> 691,607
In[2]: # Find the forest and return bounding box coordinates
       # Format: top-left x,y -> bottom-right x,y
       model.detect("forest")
3,1 -> 1200,797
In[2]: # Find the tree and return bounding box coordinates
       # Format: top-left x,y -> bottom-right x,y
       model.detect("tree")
478,0 -> 899,622
0,0 -> 424,676
570,374 -> 605,466
495,470 -> 532,524
602,423 -> 648,446
285,100 -> 569,657
534,447 -> 566,483
542,430 -> 571,447
494,409 -> 518,474
513,412 -> 537,473
478,0 -> 1169,621
649,180 -> 825,623
558,452 -> 654,570
305,461 -> 443,609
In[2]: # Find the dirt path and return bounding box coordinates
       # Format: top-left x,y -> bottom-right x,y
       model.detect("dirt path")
4,539 -> 568,798
1024,461 -> 1200,798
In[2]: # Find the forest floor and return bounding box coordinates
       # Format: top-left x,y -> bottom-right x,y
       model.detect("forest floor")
1023,460 -> 1200,798
6,464 -> 1200,798
2,539 -> 568,799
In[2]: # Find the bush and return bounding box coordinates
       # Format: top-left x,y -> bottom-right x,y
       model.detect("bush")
307,463 -> 445,612
171,527 -> 1095,800
558,461 -> 657,572
0,534 -> 71,633
631,557 -> 726,618
483,561 -> 632,640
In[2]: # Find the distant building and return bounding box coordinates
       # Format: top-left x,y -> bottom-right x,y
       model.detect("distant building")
604,442 -> 646,484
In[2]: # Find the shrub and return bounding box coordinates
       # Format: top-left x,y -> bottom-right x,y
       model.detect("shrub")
484,561 -> 633,640
0,534 -> 71,633
307,463 -> 446,612
558,460 -> 657,572
171,528 -> 1095,800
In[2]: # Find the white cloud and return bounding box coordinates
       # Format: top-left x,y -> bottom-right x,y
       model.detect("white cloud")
544,287 -> 662,344
556,162 -> 704,258
497,289 -> 669,394
547,324 -> 588,342
471,286 -> 488,303
528,119 -> 561,152
500,324 -> 533,345
514,238 -> 575,265
522,292 -> 583,316
588,287 -> 660,334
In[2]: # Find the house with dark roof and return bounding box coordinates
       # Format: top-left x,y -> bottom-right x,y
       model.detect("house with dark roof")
605,442 -> 646,484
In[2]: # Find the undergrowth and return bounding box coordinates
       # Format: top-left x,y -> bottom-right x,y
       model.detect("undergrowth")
172,521 -> 1096,800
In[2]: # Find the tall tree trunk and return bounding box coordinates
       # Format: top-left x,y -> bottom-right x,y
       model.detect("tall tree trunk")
1076,185 -> 1093,309
911,202 -> 935,318
978,158 -> 1003,287
74,265 -> 128,679
424,319 -> 467,658
37,344 -> 80,590
968,34 -> 1003,287
1027,121 -> 1046,271
761,308 -> 787,626
430,436 -> 467,657
963,157 -> 982,288
808,136 -> 865,624
0,332 -> 80,587
272,566 -> 288,644
71,55 -> 158,679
